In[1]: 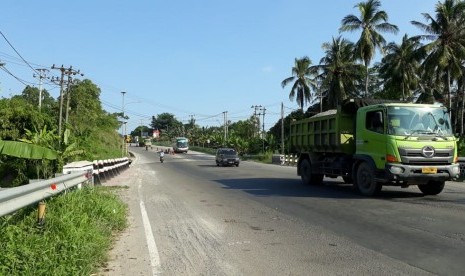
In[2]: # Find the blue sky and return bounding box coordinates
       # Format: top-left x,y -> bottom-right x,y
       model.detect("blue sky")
1,0 -> 439,132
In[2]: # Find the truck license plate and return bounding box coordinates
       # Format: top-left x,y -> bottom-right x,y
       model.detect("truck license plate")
422,167 -> 437,174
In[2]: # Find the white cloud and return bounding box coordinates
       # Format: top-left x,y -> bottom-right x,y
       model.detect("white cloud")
262,66 -> 273,73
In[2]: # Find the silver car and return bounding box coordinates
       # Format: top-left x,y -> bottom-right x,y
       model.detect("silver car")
215,148 -> 240,167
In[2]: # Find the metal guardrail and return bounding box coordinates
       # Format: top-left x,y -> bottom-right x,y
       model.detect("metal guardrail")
0,172 -> 90,217
0,157 -> 131,218
273,154 -> 298,166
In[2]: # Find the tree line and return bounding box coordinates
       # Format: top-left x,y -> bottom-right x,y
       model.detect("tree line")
0,81 -> 122,187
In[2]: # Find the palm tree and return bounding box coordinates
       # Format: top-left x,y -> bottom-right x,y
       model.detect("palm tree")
379,34 -> 423,100
281,57 -> 318,111
340,0 -> 399,97
411,0 -> 465,111
316,36 -> 365,109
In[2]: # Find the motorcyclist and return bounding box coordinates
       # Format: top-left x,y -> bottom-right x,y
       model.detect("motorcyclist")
159,150 -> 165,163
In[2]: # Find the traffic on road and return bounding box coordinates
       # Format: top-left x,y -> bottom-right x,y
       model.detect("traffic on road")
101,146 -> 465,275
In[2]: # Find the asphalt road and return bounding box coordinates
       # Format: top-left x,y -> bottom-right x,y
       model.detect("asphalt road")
101,146 -> 465,276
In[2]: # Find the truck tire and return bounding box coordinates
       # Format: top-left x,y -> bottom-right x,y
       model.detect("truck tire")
418,180 -> 445,195
355,162 -> 381,196
300,159 -> 323,185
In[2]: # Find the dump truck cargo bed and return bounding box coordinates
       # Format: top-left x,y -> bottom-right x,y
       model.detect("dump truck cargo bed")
290,108 -> 355,154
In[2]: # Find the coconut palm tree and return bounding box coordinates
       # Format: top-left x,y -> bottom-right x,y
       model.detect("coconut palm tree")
316,36 -> 365,109
281,57 -> 318,111
411,0 -> 465,111
340,0 -> 399,97
378,34 -> 424,100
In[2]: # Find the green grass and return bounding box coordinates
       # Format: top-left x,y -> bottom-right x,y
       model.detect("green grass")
0,186 -> 128,276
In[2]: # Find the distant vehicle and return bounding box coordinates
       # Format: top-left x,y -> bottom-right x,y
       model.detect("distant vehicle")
173,137 -> 189,153
144,138 -> 152,149
215,148 -> 240,167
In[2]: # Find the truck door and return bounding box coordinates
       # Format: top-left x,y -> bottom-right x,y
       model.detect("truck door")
356,109 -> 387,170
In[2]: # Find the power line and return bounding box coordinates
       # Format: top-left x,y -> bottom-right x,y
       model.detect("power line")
0,65 -> 34,86
0,51 -> 46,68
0,30 -> 39,75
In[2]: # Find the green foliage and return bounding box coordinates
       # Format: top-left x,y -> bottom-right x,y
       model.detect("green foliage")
281,57 -> 318,111
318,36 -> 365,108
268,109 -> 306,153
189,145 -> 216,155
457,136 -> 465,156
339,0 -> 398,96
0,80 -> 124,186
0,140 -> 57,160
151,113 -> 183,137
0,187 -> 127,275
0,97 -> 48,140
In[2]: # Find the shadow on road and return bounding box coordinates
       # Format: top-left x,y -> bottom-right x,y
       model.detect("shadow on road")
214,177 -> 425,199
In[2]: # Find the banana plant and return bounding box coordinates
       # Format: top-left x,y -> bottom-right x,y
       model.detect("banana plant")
0,140 -> 57,160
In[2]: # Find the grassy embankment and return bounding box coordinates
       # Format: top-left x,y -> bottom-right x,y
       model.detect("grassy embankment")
0,186 -> 127,275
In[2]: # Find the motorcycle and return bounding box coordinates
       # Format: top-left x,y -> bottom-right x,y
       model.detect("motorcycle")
159,151 -> 165,163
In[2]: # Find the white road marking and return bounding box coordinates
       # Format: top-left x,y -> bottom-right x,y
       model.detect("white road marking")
227,240 -> 251,246
138,181 -> 161,275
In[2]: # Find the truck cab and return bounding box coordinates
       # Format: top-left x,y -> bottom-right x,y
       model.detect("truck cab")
355,103 -> 459,195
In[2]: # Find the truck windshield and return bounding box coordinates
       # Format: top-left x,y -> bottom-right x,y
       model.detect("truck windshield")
387,106 -> 452,137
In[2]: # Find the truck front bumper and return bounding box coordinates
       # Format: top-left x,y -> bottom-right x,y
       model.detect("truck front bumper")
383,163 -> 460,183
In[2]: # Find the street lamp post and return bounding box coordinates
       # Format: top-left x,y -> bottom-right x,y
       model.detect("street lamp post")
121,91 -> 126,157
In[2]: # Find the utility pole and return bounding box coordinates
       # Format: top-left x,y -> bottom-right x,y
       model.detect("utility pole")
33,68 -> 49,111
189,114 -> 195,125
121,91 -> 126,157
261,107 -> 266,138
281,102 -> 284,154
51,65 -> 67,140
222,111 -> 228,145
65,69 -> 84,125
257,106 -> 266,153
51,65 -> 82,140
251,105 -> 262,137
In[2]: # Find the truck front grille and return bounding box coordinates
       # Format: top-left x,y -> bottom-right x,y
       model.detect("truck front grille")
398,147 -> 454,165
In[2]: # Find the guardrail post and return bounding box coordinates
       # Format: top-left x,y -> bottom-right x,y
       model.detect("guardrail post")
104,159 -> 114,179
98,160 -> 107,183
93,160 -> 102,185
114,158 -> 121,175
37,201 -> 46,226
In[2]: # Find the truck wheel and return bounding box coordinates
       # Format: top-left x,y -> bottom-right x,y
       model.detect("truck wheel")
300,159 -> 323,185
356,162 -> 381,196
418,180 -> 445,195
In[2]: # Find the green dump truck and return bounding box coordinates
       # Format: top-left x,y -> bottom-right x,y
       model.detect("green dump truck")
290,99 -> 461,196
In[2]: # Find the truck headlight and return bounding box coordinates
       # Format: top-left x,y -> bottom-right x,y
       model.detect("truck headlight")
389,166 -> 404,175
452,166 -> 460,175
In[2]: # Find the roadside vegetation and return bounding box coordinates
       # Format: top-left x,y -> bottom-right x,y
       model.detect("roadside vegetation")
0,186 -> 127,275
0,81 -> 123,187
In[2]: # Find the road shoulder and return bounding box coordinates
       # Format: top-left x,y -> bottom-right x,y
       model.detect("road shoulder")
98,154 -> 153,276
